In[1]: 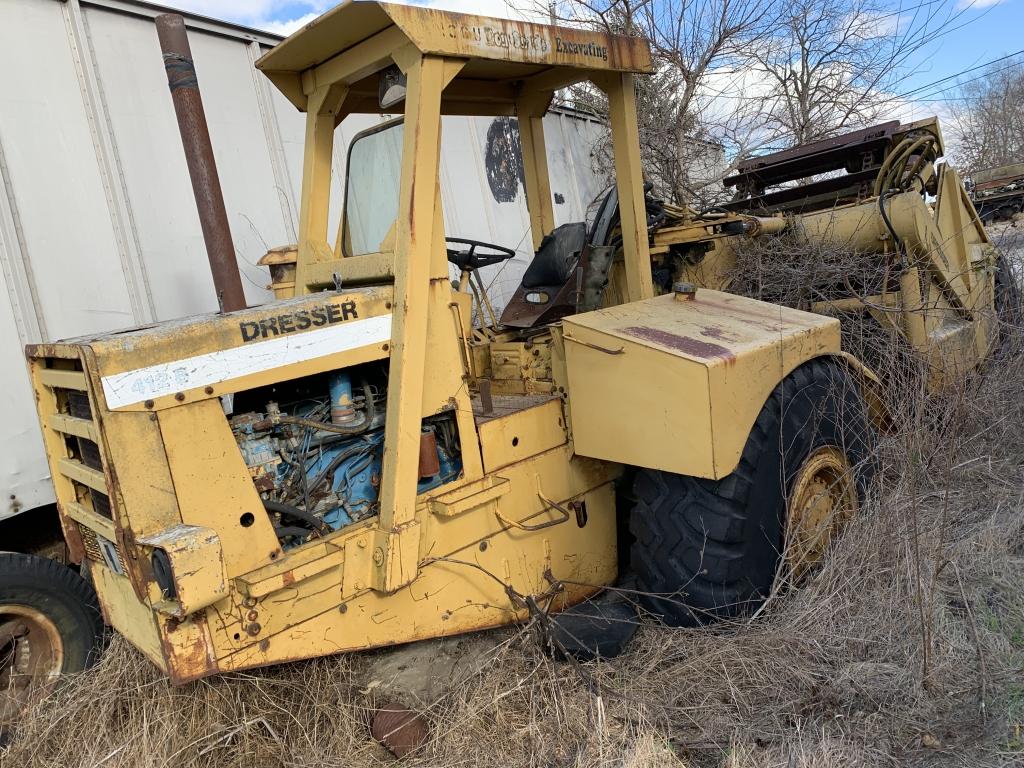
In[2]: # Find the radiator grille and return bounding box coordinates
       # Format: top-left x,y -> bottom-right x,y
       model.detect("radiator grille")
67,390 -> 92,420
79,438 -> 103,471
78,523 -> 103,562
91,490 -> 112,519
35,357 -> 122,558
77,522 -> 124,565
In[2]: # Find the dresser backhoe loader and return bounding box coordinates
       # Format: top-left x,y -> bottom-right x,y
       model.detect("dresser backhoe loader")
12,1 -> 1001,688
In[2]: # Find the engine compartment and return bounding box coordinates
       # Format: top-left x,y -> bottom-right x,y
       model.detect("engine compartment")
227,365 -> 462,547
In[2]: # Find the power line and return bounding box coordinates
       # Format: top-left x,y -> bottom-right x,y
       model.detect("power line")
895,57 -> 1024,105
895,48 -> 1024,99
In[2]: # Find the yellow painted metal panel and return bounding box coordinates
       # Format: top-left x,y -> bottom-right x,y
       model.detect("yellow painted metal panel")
38,368 -> 87,390
477,398 -> 566,472
137,524 -> 228,616
239,542 -> 345,598
563,290 -> 840,479
204,447 -> 619,671
96,411 -> 181,538
57,457 -> 107,493
427,475 -> 509,517
91,564 -> 166,670
157,400 -> 282,575
47,413 -> 98,441
69,289 -> 392,411
63,500 -> 116,542
257,1 -> 653,113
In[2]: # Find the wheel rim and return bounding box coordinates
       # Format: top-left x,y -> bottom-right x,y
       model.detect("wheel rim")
786,446 -> 859,579
0,605 -> 64,723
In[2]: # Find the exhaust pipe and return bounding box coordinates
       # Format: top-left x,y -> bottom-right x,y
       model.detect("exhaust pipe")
155,14 -> 246,313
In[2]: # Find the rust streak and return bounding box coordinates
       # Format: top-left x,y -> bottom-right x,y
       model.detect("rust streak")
691,295 -> 790,331
700,325 -> 740,342
619,326 -> 736,363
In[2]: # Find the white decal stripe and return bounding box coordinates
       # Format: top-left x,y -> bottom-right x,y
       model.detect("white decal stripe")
100,314 -> 393,409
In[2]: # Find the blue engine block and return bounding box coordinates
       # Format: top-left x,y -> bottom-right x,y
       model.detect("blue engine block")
233,395 -> 460,536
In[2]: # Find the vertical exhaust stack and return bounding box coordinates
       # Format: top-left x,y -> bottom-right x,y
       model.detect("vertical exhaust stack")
155,14 -> 247,313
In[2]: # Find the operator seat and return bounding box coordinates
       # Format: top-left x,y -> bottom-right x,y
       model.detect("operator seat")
499,222 -> 587,328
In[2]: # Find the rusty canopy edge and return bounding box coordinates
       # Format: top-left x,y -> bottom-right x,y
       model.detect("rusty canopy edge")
255,0 -> 653,113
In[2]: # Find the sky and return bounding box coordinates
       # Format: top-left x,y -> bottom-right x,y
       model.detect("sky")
167,0 -> 1022,122
892,0 -> 1024,121
166,0 -> 538,35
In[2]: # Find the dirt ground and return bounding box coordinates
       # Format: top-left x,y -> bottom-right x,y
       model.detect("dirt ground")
3,225 -> 1024,768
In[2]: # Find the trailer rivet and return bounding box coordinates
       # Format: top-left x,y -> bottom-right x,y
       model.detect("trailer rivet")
247,610 -> 259,622
174,392 -> 185,402
373,547 -> 384,566
246,622 -> 261,636
382,343 -> 390,352
243,597 -> 257,608
339,604 -> 348,614
204,386 -> 214,395
144,400 -> 155,409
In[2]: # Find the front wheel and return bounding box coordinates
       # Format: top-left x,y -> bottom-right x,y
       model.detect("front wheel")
0,553 -> 104,724
629,359 -> 875,626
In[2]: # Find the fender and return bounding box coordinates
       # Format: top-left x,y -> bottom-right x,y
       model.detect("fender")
824,351 -> 894,434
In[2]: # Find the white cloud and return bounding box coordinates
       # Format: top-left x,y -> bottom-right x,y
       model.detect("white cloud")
166,0 -> 540,35
955,0 -> 1004,9
258,11 -> 320,36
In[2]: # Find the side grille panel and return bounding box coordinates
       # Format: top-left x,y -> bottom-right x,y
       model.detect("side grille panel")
36,358 -> 121,540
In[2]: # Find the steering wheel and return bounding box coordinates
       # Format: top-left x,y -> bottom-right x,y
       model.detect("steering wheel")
446,237 -> 516,271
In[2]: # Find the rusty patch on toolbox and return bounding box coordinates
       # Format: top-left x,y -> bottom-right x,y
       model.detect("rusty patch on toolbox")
700,325 -> 741,342
619,326 -> 736,362
692,294 -> 789,332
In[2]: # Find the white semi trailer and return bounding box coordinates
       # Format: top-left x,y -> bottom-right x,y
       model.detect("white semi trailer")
0,0 -> 606,556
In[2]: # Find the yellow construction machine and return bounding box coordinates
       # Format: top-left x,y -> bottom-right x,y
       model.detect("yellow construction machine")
15,1 -> 1003,688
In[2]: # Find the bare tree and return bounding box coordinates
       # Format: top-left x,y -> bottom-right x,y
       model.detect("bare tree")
950,57 -> 1024,175
751,0 -> 969,146
542,0 -> 972,203
547,0 -> 778,205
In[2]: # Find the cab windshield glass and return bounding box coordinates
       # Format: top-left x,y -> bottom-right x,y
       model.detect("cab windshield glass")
343,120 -> 403,256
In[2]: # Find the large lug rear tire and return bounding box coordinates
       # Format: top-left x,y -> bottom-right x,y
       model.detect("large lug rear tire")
629,358 -> 875,626
0,553 -> 104,724
995,251 -> 1021,327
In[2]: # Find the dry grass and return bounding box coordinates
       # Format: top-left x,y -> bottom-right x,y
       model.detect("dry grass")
4,229 -> 1024,768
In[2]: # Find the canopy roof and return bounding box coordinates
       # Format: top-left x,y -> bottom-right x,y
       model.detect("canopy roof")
256,0 -> 653,114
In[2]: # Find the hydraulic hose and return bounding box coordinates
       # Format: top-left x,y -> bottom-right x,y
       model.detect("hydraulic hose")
873,136 -> 937,196
873,138 -> 914,197
263,498 -> 330,534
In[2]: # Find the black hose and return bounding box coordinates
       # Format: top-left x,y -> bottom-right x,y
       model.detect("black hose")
878,190 -> 905,260
263,498 -> 330,534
